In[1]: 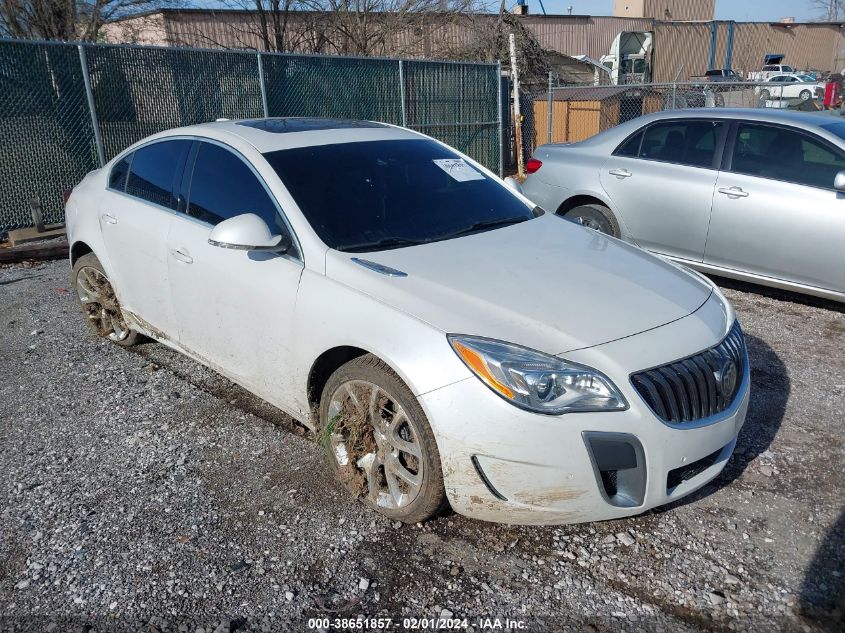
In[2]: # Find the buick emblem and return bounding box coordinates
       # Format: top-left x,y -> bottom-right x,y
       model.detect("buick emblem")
714,358 -> 738,396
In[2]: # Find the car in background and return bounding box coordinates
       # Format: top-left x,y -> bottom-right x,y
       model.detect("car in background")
520,108 -> 845,303
749,63 -> 796,81
756,74 -> 824,102
66,117 -> 749,526
690,69 -> 744,83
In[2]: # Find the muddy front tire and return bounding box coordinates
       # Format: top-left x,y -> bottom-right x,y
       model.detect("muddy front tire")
72,253 -> 140,347
319,354 -> 446,523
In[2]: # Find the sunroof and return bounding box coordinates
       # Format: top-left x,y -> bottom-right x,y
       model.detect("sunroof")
236,118 -> 387,133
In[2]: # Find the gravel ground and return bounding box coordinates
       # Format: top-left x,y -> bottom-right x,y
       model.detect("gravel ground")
1,260 -> 843,632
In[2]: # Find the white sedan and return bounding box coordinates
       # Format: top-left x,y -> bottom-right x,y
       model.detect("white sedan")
66,118 -> 749,525
756,73 -> 824,101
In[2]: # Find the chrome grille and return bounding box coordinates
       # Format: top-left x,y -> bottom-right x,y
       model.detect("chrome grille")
631,321 -> 746,425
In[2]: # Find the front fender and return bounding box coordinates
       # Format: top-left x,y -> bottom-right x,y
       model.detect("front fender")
288,269 -> 472,423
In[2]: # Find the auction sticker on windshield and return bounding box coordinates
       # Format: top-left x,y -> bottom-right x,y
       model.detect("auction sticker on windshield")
433,158 -> 485,182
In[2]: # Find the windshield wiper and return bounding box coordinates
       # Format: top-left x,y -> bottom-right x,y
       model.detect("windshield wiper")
340,236 -> 430,253
440,216 -> 528,240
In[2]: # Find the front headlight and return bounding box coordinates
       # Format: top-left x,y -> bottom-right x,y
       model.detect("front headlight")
448,335 -> 628,415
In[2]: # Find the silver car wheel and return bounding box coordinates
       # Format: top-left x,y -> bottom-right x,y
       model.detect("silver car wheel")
75,266 -> 129,342
327,380 -> 423,509
577,216 -> 603,231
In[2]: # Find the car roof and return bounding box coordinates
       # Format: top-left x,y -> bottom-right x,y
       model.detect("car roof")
563,107 -> 844,152
630,107 -> 837,130
156,117 -> 422,153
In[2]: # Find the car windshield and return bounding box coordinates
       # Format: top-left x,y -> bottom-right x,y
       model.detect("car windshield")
263,139 -> 537,252
797,75 -> 815,82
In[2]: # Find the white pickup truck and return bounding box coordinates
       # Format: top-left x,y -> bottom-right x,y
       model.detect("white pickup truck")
748,55 -> 797,82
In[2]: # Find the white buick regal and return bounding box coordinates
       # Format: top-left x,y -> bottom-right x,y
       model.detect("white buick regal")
66,118 -> 750,525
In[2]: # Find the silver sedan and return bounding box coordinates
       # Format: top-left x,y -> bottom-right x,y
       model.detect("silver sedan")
520,108 -> 845,302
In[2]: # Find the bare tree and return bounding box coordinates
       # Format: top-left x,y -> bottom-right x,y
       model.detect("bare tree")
304,0 -> 477,56
0,0 -> 181,40
812,0 -> 845,20
168,0 -> 485,55
444,0 -> 549,86
164,0 -> 326,52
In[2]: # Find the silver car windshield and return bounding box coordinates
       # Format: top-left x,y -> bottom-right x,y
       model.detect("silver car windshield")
263,139 -> 536,252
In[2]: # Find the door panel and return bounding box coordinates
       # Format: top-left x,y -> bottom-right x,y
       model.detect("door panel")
601,158 -> 717,260
99,193 -> 175,335
600,119 -> 724,261
167,217 -> 303,402
167,141 -> 304,409
98,139 -> 191,338
705,122 -> 845,292
706,172 -> 845,292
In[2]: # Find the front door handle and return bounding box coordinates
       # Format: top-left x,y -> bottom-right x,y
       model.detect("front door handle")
609,168 -> 632,178
718,186 -> 749,198
171,248 -> 193,264
101,212 -> 118,224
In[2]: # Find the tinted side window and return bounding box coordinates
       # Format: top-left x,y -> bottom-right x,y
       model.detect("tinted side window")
614,130 -> 643,157
639,120 -> 723,168
731,123 -> 845,189
109,154 -> 132,191
187,142 -> 281,231
126,140 -> 191,209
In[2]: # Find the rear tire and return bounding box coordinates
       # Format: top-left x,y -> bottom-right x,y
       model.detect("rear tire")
72,253 -> 140,347
759,89 -> 771,101
563,204 -> 621,238
319,354 -> 446,524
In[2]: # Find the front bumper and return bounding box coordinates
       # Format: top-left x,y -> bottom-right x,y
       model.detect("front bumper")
418,301 -> 750,525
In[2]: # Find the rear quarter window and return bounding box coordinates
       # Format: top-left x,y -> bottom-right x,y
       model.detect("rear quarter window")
109,154 -> 132,191
614,130 -> 643,157
126,140 -> 191,210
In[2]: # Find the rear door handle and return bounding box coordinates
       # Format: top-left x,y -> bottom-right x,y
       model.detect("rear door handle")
101,212 -> 117,224
717,186 -> 749,198
609,168 -> 632,178
171,248 -> 193,264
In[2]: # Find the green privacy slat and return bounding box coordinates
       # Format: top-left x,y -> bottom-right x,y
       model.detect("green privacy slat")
403,60 -> 500,173
0,40 -> 500,232
86,45 -> 264,161
261,54 -> 404,125
0,41 -> 99,230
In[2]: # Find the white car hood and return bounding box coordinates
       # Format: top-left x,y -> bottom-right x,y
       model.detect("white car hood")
324,214 -> 713,355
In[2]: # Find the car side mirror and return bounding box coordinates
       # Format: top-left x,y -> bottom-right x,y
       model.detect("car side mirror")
835,171 -> 845,192
208,213 -> 290,253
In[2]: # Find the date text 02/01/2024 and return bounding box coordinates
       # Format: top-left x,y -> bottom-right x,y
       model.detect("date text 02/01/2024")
307,617 -> 527,630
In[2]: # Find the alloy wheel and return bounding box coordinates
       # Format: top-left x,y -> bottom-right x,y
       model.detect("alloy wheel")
575,215 -> 605,232
75,266 -> 130,342
327,380 -> 423,509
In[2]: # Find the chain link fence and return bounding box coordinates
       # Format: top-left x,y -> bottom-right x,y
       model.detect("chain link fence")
0,41 -> 100,228
0,39 -> 502,232
515,74 -> 832,169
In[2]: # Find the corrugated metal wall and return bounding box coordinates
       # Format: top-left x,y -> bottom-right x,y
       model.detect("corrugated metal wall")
644,0 -> 714,21
730,23 -> 845,76
103,11 -> 845,83
652,21 -> 712,81
652,21 -> 845,82
520,16 -> 653,60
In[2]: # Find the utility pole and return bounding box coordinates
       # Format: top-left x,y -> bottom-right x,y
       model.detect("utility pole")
509,33 -> 524,179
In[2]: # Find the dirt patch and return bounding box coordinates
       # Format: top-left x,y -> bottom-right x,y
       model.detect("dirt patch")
319,383 -> 382,499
